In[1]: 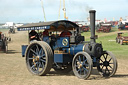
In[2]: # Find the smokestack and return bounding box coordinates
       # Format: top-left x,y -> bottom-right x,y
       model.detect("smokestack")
89,10 -> 96,43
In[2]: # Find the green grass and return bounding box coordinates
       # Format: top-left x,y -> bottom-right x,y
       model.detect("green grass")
81,27 -> 128,59
0,28 -> 9,34
97,34 -> 128,59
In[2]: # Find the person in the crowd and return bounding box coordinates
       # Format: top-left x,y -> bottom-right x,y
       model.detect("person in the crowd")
29,30 -> 38,41
60,30 -> 72,37
42,29 -> 49,36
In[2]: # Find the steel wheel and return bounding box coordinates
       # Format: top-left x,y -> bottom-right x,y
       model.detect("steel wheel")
97,51 -> 118,77
72,52 -> 92,79
117,39 -> 120,43
103,29 -> 106,33
26,41 -> 53,76
4,44 -> 8,53
116,38 -> 118,43
4,41 -> 8,53
120,40 -> 123,45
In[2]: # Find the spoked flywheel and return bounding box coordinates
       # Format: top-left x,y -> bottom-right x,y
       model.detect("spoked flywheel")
97,51 -> 118,77
72,52 -> 93,79
26,41 -> 53,76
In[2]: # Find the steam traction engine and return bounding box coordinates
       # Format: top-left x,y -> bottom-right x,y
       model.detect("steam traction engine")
18,10 -> 117,79
116,32 -> 128,45
96,23 -> 112,33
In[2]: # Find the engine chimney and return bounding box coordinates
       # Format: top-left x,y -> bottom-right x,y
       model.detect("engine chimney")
89,10 -> 96,43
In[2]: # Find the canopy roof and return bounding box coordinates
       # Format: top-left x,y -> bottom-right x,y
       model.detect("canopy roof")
17,20 -> 79,31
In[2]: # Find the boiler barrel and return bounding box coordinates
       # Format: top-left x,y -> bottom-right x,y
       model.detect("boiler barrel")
65,44 -> 87,55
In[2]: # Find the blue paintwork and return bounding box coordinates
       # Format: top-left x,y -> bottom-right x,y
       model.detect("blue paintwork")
64,44 -> 85,55
56,37 -> 69,48
52,37 -> 69,50
54,53 -> 71,63
93,57 -> 97,62
42,36 -> 50,44
22,45 -> 28,57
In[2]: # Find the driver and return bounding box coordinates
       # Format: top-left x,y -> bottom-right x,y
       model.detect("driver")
60,30 -> 72,37
29,30 -> 39,41
42,29 -> 49,36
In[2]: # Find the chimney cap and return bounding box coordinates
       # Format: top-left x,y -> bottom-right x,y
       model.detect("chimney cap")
89,10 -> 96,13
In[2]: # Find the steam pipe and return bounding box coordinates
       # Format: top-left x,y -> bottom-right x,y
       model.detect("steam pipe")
89,10 -> 96,43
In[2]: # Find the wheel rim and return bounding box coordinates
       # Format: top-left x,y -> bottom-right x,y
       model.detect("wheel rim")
5,45 -> 8,53
73,52 -> 92,79
97,52 -> 117,77
120,40 -> 123,45
27,44 -> 46,74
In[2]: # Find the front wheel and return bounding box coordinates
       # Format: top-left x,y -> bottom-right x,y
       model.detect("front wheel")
97,51 -> 118,77
72,52 -> 93,79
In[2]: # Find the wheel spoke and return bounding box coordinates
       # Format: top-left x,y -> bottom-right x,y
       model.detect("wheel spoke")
30,49 -> 37,55
31,62 -> 38,70
106,66 -> 109,72
33,54 -> 36,57
82,59 -> 87,66
99,63 -> 103,66
83,56 -> 85,61
109,63 -> 114,64
39,48 -> 43,56
39,62 -> 44,72
76,59 -> 80,64
40,59 -> 46,63
108,58 -> 112,62
31,64 -> 36,69
109,65 -> 113,69
100,59 -> 104,63
101,65 -> 104,70
105,54 -> 108,60
84,69 -> 86,75
78,68 -> 82,75
75,64 -> 79,68
40,54 -> 45,58
83,67 -> 88,73
106,66 -> 110,74
36,45 -> 39,53
78,56 -> 81,63
39,62 -> 43,68
36,62 -> 39,72
41,62 -> 45,69
85,64 -> 88,67
103,54 -> 107,61
80,69 -> 82,75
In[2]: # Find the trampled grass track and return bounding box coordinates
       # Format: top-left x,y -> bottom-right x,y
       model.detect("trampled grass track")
0,28 -> 128,85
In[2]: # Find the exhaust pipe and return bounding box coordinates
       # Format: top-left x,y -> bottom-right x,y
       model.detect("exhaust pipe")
89,10 -> 96,43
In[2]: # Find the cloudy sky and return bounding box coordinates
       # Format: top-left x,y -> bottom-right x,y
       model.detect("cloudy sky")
0,0 -> 128,23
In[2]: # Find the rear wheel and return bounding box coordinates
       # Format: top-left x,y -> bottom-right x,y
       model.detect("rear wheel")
97,51 -> 118,77
4,41 -> 8,53
103,29 -> 106,33
26,41 -> 53,76
116,38 -> 118,43
72,52 -> 92,79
